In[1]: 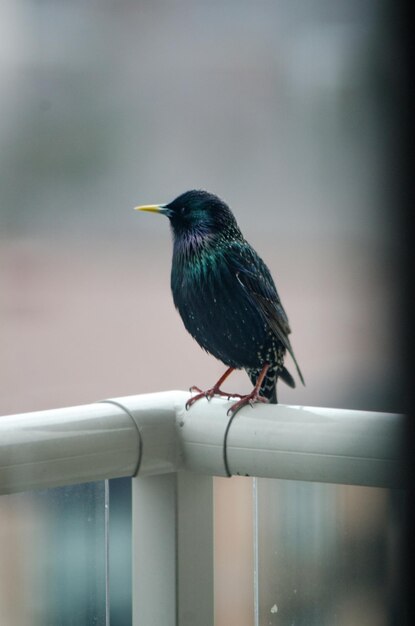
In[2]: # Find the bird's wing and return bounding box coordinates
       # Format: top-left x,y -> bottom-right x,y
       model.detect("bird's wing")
228,243 -> 305,386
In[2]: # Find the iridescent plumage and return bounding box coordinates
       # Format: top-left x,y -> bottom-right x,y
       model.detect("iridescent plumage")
137,190 -> 304,415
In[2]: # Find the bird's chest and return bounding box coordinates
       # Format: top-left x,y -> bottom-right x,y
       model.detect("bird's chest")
171,247 -> 220,311
170,249 -> 271,368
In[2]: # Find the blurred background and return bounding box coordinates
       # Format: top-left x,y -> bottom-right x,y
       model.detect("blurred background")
0,1 -> 406,625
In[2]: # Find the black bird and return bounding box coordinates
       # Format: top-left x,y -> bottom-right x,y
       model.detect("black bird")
135,190 -> 304,416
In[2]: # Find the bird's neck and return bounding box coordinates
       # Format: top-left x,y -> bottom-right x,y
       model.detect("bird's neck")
172,228 -> 216,263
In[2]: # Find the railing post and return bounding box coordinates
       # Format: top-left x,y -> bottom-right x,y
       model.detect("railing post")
132,471 -> 214,626
132,473 -> 177,626
176,472 -> 214,626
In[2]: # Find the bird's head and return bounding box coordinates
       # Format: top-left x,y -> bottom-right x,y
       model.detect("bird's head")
135,190 -> 240,241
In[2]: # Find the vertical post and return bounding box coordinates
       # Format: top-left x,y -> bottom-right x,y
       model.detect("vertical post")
132,474 -> 177,626
176,472 -> 214,626
132,472 -> 214,626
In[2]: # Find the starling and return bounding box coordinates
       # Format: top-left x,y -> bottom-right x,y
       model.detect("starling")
135,190 -> 304,416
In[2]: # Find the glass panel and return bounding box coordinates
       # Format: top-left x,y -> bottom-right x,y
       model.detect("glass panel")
255,478 -> 405,626
214,476 -> 254,626
0,482 -> 107,626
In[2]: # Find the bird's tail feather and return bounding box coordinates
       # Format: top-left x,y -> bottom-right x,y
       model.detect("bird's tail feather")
268,385 -> 277,404
279,366 -> 296,388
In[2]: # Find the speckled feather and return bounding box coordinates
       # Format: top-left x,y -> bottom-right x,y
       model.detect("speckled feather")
165,190 -> 304,402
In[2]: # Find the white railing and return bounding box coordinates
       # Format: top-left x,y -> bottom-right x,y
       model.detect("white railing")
0,391 -> 406,625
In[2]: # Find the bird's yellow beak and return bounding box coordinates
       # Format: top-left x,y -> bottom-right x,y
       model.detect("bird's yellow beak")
134,204 -> 163,213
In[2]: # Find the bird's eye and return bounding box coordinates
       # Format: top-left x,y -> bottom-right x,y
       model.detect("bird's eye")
180,206 -> 187,216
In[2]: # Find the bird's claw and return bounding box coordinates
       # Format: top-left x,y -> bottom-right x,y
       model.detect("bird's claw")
226,392 -> 269,417
187,372 -> 268,416
185,388 -> 210,410
186,386 -> 207,409
187,384 -> 242,410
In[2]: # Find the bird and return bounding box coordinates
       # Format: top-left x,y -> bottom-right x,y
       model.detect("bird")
135,190 -> 304,416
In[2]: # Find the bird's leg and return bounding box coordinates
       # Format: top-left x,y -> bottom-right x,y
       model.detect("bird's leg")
186,367 -> 244,410
189,366 -> 234,397
226,363 -> 271,417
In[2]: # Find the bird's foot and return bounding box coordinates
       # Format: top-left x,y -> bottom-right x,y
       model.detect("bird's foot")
186,367 -> 241,409
226,390 -> 269,417
186,384 -> 244,410
226,361 -> 272,416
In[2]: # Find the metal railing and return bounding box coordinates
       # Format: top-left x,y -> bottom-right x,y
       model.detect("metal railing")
0,391 -> 406,625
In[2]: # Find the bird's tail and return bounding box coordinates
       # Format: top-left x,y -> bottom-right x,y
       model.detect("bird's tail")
268,384 -> 277,404
279,366 -> 296,388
